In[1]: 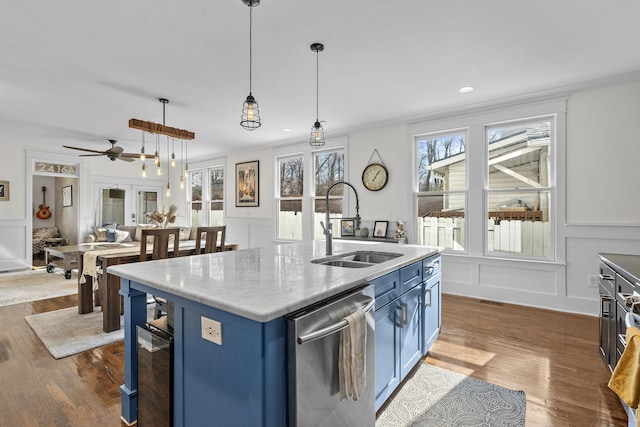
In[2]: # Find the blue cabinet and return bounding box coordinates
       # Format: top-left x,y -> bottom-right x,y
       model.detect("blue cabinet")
422,255 -> 441,354
373,255 -> 442,411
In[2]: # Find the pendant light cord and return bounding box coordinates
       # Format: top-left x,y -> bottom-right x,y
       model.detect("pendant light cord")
315,47 -> 319,121
249,4 -> 253,95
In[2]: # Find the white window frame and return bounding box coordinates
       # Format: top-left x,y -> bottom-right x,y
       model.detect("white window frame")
275,153 -> 305,241
187,157 -> 226,228
273,137 -> 348,241
409,97 -> 566,263
414,128 -> 469,253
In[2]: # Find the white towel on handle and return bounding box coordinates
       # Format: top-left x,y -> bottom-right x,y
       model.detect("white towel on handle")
339,309 -> 367,401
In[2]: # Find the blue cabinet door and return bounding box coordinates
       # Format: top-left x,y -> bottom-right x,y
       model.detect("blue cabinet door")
400,285 -> 423,379
374,301 -> 401,411
422,273 -> 441,354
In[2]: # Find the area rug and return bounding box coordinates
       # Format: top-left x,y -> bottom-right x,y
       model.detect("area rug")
376,363 -> 526,427
25,306 -> 153,359
0,269 -> 77,307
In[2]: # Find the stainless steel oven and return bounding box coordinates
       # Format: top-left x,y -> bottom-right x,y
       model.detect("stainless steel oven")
599,263 -> 616,371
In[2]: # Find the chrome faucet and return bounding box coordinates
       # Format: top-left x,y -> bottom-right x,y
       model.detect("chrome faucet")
320,181 -> 361,256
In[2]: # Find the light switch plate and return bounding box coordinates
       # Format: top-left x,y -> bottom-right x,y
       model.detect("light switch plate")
201,316 -> 222,345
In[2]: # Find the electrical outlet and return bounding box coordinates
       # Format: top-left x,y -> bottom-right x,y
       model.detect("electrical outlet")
201,316 -> 222,345
588,274 -> 598,288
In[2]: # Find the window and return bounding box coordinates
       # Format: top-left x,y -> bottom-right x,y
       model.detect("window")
412,101 -> 560,261
416,131 -> 467,251
274,142 -> 346,241
486,120 -> 552,257
276,155 -> 304,240
209,167 -> 224,226
313,149 -> 344,239
189,169 -> 203,227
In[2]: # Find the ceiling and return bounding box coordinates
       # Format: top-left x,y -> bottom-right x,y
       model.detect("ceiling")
2,1 -> 640,162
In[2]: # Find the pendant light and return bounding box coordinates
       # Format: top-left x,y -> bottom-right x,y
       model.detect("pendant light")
240,0 -> 261,131
310,43 -> 325,147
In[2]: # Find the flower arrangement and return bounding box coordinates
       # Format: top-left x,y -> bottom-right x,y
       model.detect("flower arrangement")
147,204 -> 178,228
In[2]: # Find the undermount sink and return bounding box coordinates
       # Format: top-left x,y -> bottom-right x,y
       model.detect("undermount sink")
320,260 -> 373,268
311,251 -> 403,268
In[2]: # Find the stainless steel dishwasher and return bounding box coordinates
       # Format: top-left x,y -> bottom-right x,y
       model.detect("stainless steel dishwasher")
286,285 -> 375,427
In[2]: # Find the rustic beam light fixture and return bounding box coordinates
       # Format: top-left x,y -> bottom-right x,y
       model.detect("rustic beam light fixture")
130,98 -> 193,184
240,0 -> 261,131
310,42 -> 325,147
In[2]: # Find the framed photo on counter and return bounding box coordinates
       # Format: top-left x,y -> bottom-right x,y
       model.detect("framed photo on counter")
374,221 -> 388,238
340,219 -> 355,237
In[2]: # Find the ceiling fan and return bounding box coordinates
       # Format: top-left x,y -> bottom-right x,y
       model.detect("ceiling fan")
63,139 -> 142,162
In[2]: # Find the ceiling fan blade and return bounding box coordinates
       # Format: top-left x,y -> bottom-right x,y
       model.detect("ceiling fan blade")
120,152 -> 145,159
117,157 -> 136,162
79,154 -> 106,157
63,145 -> 106,154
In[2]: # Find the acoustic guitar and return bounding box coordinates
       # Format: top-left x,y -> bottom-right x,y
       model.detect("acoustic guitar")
36,186 -> 52,220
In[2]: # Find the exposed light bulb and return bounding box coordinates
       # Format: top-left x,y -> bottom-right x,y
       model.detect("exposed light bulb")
184,165 -> 189,178
171,153 -> 176,167
179,176 -> 185,189
166,182 -> 171,197
157,162 -> 162,176
142,162 -> 147,177
154,151 -> 160,166
140,147 -> 146,162
246,102 -> 255,121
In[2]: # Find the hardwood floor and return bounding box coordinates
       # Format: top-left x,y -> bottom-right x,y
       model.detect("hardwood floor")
426,294 -> 628,426
0,290 -> 628,426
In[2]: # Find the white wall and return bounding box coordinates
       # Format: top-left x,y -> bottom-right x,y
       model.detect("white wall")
2,78 -> 640,315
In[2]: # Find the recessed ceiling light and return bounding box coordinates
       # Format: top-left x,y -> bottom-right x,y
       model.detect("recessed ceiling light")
283,128 -> 292,132
459,86 -> 474,93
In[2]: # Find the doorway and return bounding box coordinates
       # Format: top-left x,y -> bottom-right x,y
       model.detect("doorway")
94,183 -> 163,227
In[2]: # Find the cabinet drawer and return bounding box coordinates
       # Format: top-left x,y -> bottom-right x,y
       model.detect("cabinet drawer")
372,270 -> 401,308
400,261 -> 423,294
599,262 -> 615,297
616,273 -> 634,307
423,255 -> 441,280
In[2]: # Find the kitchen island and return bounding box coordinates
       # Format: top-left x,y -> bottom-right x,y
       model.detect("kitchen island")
109,240 -> 440,426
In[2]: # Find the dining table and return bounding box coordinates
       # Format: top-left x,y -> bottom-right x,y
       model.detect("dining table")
53,241 -> 238,333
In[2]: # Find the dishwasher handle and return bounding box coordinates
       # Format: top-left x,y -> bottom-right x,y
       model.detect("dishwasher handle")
297,298 -> 375,345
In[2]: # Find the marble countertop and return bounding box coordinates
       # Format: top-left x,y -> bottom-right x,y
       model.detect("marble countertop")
108,240 -> 440,322
599,253 -> 640,286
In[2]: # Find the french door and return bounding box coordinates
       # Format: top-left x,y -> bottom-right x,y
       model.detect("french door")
94,183 -> 163,226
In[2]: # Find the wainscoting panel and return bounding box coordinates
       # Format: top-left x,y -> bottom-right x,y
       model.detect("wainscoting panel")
0,221 -> 29,271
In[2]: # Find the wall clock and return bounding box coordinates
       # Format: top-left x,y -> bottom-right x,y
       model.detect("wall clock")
362,162 -> 388,191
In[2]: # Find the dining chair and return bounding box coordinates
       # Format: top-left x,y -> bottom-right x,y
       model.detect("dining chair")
140,227 -> 180,320
195,226 -> 226,254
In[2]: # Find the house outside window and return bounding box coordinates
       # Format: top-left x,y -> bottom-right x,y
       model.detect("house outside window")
486,120 -> 552,258
416,131 -> 467,251
413,102 -> 559,261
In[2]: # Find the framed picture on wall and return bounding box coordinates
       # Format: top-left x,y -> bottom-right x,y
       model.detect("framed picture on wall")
374,221 -> 388,238
0,180 -> 8,201
62,185 -> 72,207
236,161 -> 259,207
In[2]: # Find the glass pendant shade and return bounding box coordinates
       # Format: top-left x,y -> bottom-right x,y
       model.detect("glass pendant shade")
310,121 -> 325,147
240,0 -> 261,130
241,94 -> 261,130
309,42 -> 325,147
